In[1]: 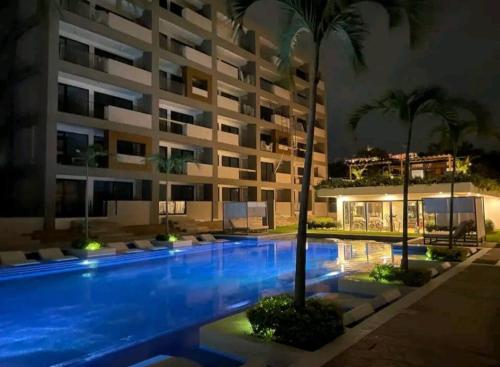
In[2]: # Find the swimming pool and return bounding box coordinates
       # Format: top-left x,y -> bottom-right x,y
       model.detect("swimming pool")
0,240 -> 342,367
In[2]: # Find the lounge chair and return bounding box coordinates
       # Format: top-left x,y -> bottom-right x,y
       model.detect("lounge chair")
39,248 -> 78,262
107,242 -> 144,254
424,220 -> 470,245
134,239 -> 167,251
0,251 -> 40,266
229,218 -> 269,233
199,234 -> 229,243
129,355 -> 201,367
181,235 -> 211,246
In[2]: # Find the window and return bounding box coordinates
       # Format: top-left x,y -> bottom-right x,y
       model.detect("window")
59,36 -> 89,67
261,162 -> 274,182
170,1 -> 183,16
171,148 -> 194,160
221,124 -> 239,135
95,48 -> 133,66
222,187 -> 240,201
117,140 -> 146,157
57,131 -> 88,165
328,198 -> 337,213
221,156 -> 239,168
171,185 -> 194,201
260,105 -> 273,122
58,84 -> 89,116
94,92 -> 133,119
171,110 -> 194,124
219,91 -> 239,101
56,179 -> 86,218
93,181 -> 134,217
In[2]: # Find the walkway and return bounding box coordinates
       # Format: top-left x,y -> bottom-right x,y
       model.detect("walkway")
323,249 -> 500,367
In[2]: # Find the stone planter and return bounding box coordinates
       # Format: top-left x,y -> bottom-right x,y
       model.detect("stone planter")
199,312 -> 312,367
67,248 -> 116,259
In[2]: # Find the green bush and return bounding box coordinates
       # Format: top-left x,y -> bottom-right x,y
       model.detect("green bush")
399,269 -> 432,287
307,217 -> 340,229
71,238 -> 102,251
247,294 -> 343,351
426,246 -> 469,262
155,233 -> 178,242
485,219 -> 495,234
369,264 -> 431,287
369,264 -> 399,282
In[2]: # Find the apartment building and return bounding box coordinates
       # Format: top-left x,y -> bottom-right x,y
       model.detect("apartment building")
0,0 -> 328,230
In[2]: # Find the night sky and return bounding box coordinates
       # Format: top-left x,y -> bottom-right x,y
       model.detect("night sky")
245,0 -> 500,160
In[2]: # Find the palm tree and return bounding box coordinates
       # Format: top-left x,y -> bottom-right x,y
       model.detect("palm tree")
74,144 -> 107,241
227,0 -> 432,307
149,153 -> 195,235
349,87 -> 446,271
431,98 -> 490,248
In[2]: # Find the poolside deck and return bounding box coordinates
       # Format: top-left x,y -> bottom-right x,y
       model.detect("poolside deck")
323,249 -> 500,367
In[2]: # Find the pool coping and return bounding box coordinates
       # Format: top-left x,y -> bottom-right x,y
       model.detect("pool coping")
291,247 -> 490,367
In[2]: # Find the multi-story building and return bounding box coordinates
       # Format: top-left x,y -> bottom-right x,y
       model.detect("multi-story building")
0,0 -> 328,231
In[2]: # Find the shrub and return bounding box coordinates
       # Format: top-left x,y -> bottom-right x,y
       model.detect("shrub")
399,269 -> 431,287
369,264 -> 399,282
247,294 -> 343,351
156,234 -> 178,242
71,238 -> 102,251
307,217 -> 340,229
485,219 -> 495,234
426,246 -> 469,262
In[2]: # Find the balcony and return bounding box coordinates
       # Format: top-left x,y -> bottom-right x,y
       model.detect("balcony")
159,119 -> 212,141
217,130 -> 239,146
316,102 -> 326,115
315,126 -> 326,138
218,166 -> 239,180
272,114 -> 290,128
186,162 -> 213,177
105,105 -> 152,129
61,0 -> 152,43
217,94 -> 239,112
183,46 -> 212,69
217,60 -> 239,79
160,1 -> 212,32
59,47 -> 152,86
276,172 -> 292,184
313,151 -> 326,162
160,73 -> 186,96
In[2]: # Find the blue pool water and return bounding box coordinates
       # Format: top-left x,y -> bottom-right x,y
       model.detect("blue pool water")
0,240 -> 341,367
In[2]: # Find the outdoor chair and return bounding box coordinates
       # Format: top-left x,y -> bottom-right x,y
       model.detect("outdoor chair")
107,242 -> 144,254
0,251 -> 40,266
38,248 -> 78,262
134,240 -> 167,251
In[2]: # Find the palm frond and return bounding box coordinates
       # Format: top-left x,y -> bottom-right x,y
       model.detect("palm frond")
226,0 -> 262,40
328,6 -> 368,72
349,102 -> 380,129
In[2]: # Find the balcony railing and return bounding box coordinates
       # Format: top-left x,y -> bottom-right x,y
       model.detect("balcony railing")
60,0 -> 152,43
160,74 -> 186,95
59,46 -> 152,86
159,0 -> 212,32
159,118 -> 212,140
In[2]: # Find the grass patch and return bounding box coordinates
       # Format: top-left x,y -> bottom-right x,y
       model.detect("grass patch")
486,231 -> 500,243
345,272 -> 403,285
268,224 -> 418,238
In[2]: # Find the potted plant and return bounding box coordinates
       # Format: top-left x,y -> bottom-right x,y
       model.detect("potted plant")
67,239 -> 116,259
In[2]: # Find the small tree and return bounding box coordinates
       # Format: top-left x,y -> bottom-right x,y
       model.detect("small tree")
349,87 -> 447,271
74,144 -> 107,241
149,153 -> 195,235
431,98 -> 490,248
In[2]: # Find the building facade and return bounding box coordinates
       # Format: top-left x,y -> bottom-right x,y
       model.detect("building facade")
0,0 -> 328,230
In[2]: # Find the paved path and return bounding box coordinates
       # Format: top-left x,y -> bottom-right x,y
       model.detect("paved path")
323,251 -> 500,367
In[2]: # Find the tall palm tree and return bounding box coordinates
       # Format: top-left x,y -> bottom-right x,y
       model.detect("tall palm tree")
431,98 -> 490,248
227,0 -> 432,307
149,153 -> 195,235
349,87 -> 446,271
74,144 -> 107,241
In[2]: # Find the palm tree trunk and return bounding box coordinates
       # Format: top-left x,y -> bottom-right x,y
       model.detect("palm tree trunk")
165,173 -> 170,235
85,163 -> 89,241
401,119 -> 414,272
295,44 -> 320,309
448,145 -> 457,249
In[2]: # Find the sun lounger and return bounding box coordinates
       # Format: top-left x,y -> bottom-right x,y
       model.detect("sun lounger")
229,218 -> 269,233
39,248 -> 78,262
424,220 -> 471,245
370,288 -> 402,310
181,235 -> 211,246
107,242 -> 144,254
199,234 -> 229,243
134,240 -> 167,251
129,355 -> 201,367
0,251 -> 40,266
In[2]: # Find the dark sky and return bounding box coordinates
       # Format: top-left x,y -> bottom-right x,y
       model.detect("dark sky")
245,0 -> 500,160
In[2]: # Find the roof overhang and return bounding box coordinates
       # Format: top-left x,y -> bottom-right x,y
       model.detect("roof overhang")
317,182 -> 500,199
